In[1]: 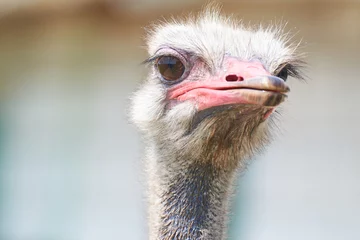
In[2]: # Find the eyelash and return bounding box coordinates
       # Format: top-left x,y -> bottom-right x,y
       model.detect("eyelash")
275,63 -> 301,78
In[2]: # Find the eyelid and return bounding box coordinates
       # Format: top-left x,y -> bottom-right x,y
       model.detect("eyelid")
143,47 -> 192,65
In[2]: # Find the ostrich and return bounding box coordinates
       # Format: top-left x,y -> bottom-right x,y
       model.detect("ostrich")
130,5 -> 303,240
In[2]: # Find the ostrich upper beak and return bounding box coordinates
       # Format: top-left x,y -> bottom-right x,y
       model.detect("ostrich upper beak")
167,58 -> 290,111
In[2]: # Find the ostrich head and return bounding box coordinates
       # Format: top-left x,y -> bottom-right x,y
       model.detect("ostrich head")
131,6 -> 303,240
132,8 -> 302,170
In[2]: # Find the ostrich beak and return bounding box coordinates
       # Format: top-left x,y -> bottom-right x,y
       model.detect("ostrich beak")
168,77 -> 289,113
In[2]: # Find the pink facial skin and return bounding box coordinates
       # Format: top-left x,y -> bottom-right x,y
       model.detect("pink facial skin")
167,57 -> 289,119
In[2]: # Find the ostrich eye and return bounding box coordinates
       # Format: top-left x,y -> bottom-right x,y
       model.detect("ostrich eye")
156,56 -> 185,81
276,67 -> 289,81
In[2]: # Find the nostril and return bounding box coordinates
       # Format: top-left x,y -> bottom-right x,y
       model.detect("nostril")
225,74 -> 238,81
225,75 -> 244,82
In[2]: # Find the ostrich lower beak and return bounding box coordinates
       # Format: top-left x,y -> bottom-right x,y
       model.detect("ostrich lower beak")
168,76 -> 290,111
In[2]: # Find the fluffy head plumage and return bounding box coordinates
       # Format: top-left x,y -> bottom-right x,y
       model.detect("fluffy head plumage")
131,5 -> 303,170
146,6 -> 303,76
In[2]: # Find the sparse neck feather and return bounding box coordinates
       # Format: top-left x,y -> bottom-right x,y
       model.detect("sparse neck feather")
147,145 -> 238,240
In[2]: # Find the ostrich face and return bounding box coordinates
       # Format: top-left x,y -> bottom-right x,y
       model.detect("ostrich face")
156,47 -> 289,115
131,9 -> 303,168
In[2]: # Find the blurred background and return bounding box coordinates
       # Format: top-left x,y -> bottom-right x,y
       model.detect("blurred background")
0,0 -> 359,240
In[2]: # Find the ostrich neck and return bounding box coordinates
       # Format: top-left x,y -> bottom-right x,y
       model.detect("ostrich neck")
148,148 -> 237,240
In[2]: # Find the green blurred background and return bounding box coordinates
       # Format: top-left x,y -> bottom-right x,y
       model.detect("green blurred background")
0,0 -> 359,239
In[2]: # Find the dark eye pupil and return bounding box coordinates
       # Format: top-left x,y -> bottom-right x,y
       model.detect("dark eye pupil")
156,56 -> 185,81
277,68 -> 288,81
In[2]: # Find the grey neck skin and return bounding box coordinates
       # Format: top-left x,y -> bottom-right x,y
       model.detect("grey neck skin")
160,164 -> 233,240
147,150 -> 237,240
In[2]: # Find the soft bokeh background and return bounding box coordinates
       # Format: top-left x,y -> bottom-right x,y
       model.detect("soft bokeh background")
0,0 -> 359,240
